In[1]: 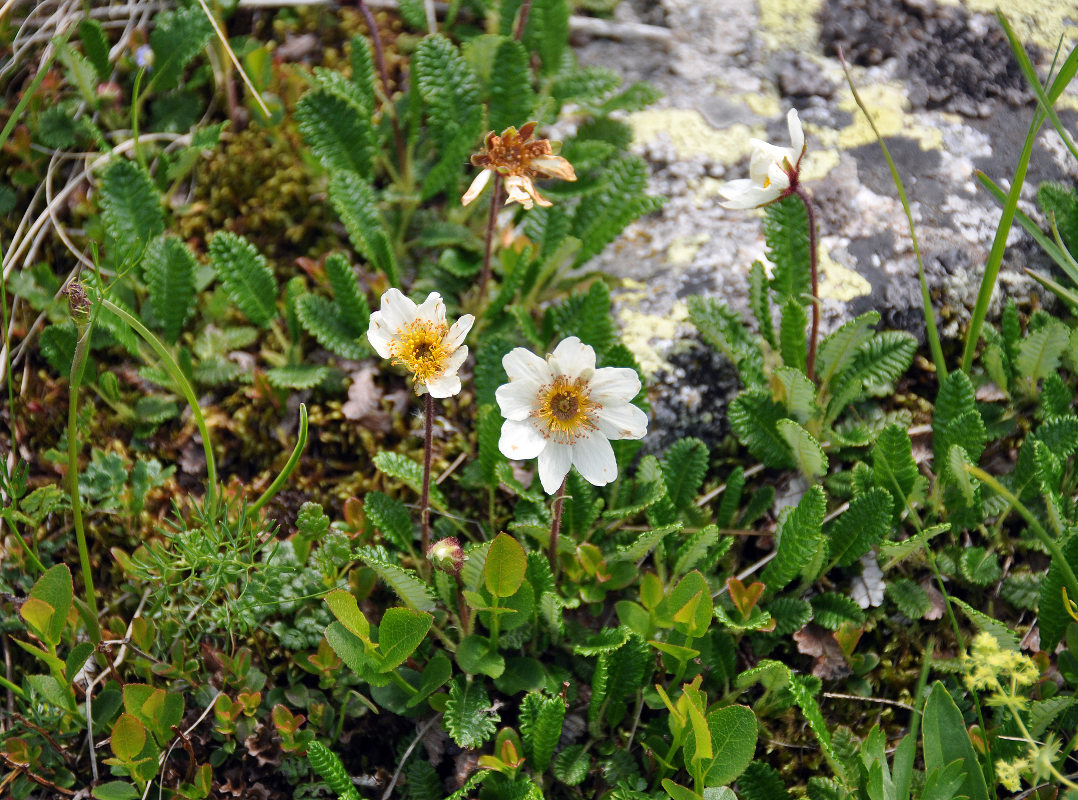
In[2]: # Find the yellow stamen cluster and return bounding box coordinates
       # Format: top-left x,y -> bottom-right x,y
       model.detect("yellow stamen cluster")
471,122 -> 553,179
388,319 -> 451,385
533,375 -> 599,443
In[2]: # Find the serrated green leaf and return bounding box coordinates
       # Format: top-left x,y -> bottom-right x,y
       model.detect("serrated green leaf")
325,252 -> 370,334
662,437 -> 708,510
689,295 -> 765,387
296,90 -> 374,177
552,744 -> 589,786
99,159 -> 164,265
209,232 -> 277,327
748,260 -> 775,347
357,548 -> 437,611
444,676 -> 498,748
729,389 -> 795,469
1016,317 -> 1069,383
826,331 -> 916,423
265,365 -> 329,389
141,235 -> 196,343
329,172 -> 399,284
951,597 -> 1019,650
777,419 -> 827,478
148,6 -> 212,92
364,491 -> 414,551
295,292 -> 365,359
886,578 -> 930,619
816,311 -> 880,389
674,525 -> 719,576
765,195 -> 810,301
488,38 -> 536,133
519,691 -> 565,772
760,486 -> 826,592
348,34 -> 376,114
373,452 -> 447,509
546,281 -> 616,356
827,487 -> 892,567
79,19 -> 110,79
810,592 -> 865,630
779,298 -> 807,372
521,0 -> 569,75
872,425 -> 921,519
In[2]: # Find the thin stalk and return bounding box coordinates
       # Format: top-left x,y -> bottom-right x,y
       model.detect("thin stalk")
478,174 -> 503,303
6,523 -> 45,574
130,67 -> 147,173
514,0 -> 533,40
966,464 -> 1078,604
838,49 -> 946,380
250,404 -> 308,514
67,316 -> 101,644
549,475 -> 567,574
356,0 -> 407,172
98,298 -> 217,503
420,393 -> 434,554
793,184 -> 820,382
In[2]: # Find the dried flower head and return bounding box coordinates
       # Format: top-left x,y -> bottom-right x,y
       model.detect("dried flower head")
367,289 -> 474,398
65,281 -> 91,328
462,122 -> 577,210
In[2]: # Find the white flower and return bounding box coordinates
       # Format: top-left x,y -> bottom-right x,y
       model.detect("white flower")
367,289 -> 474,398
496,336 -> 648,494
717,108 -> 806,210
134,45 -> 154,70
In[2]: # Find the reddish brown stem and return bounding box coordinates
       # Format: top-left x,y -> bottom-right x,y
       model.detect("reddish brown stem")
794,184 -> 820,382
356,0 -> 407,172
420,393 -> 434,554
549,475 -> 567,574
514,0 -> 533,40
478,173 -> 503,303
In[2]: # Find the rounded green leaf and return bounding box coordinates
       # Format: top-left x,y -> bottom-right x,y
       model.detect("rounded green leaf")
484,533 -> 527,598
377,607 -> 433,671
702,705 -> 757,786
111,713 -> 146,762
457,634 -> 506,678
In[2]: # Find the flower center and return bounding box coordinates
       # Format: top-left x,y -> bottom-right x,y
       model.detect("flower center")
389,319 -> 450,384
533,376 -> 598,443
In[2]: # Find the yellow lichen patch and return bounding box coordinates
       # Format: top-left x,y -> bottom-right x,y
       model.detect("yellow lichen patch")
616,284 -> 690,376
736,91 -> 782,119
834,82 -> 943,151
757,0 -> 825,50
945,0 -> 1077,54
667,234 -> 711,266
818,246 -> 872,302
799,145 -> 841,183
628,109 -> 762,162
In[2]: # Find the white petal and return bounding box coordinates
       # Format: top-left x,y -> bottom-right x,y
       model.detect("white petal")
531,155 -> 576,181
537,442 -> 572,495
503,347 -> 553,385
588,366 -> 641,405
462,169 -> 492,206
787,108 -> 804,158
426,373 -> 462,398
415,292 -> 446,326
499,418 -> 547,461
595,401 -> 648,441
548,337 -> 596,381
443,345 -> 468,374
571,432 -> 618,487
748,140 -> 790,180
496,380 -> 539,421
366,314 -> 394,358
767,162 -> 791,193
503,175 -> 535,209
720,184 -> 781,210
378,288 -> 417,331
445,314 -> 474,350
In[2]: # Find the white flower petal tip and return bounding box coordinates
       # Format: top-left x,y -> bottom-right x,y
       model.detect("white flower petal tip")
461,168 -> 492,206
366,288 -> 471,397
717,107 -> 807,210
496,337 -> 648,494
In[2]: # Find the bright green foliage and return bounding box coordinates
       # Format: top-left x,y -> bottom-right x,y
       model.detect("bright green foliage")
296,90 -> 374,177
674,525 -> 720,576
825,331 -> 916,423
99,159 -> 164,265
295,293 -> 365,359
1015,316 -> 1068,384
729,390 -> 795,470
1039,534 -> 1078,649
748,261 -> 776,347
776,419 -> 827,478
444,676 -> 499,748
922,683 -> 990,800
414,35 -> 484,200
326,253 -> 370,330
810,592 -> 865,630
348,34 -> 376,113
142,236 -> 196,343
148,5 -> 213,91
591,633 -> 650,728
374,452 -> 447,508
519,691 -> 565,771
827,487 -> 891,567
265,365 -> 329,389
521,0 -> 570,75
488,38 -> 536,133
378,607 -> 433,670
1037,181 -> 1078,254
661,437 -> 708,510
209,232 -> 278,328
306,741 -> 362,800
737,762 -> 792,800
933,370 -> 986,477
485,533 -> 527,598
764,196 -> 810,302
546,281 -> 616,356
572,156 -> 666,265
364,491 -> 414,551
715,467 -> 744,528
959,547 -> 1001,585
688,296 -> 765,388
552,744 -> 590,785
357,547 -> 437,611
761,486 -> 826,592
779,299 -> 807,373
816,311 -> 879,388
329,172 -> 399,284
552,65 -> 621,105
872,425 -> 921,519
886,578 -> 931,619
767,596 -> 813,636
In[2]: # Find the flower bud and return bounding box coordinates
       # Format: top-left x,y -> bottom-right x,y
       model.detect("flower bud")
134,45 -> 154,70
427,537 -> 464,576
65,281 -> 91,330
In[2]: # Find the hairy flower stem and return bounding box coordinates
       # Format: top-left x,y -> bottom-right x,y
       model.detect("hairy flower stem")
478,174 -> 503,303
793,184 -> 820,382
514,0 -> 533,39
420,393 -> 435,555
356,0 -> 407,172
549,475 -> 568,575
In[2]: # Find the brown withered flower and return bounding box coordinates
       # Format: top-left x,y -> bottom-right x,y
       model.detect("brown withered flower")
461,122 -> 576,210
